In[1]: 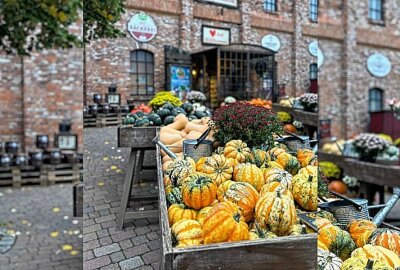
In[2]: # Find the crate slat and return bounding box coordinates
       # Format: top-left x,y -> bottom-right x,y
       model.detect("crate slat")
118,126 -> 158,148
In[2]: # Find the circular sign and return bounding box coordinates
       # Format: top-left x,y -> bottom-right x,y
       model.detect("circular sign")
127,12 -> 157,43
367,53 -> 392,78
261,35 -> 281,52
317,47 -> 324,69
308,41 -> 318,57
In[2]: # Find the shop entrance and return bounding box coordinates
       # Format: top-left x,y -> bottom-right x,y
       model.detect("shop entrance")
191,44 -> 276,108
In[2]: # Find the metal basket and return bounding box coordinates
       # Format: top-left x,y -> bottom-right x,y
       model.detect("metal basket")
183,139 -> 212,162
319,199 -> 369,228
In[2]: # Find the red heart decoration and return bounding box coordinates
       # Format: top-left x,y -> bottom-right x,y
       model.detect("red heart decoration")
210,29 -> 216,37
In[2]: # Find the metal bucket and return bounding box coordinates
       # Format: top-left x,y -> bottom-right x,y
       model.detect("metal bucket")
276,136 -> 311,153
183,139 -> 213,162
319,198 -> 369,228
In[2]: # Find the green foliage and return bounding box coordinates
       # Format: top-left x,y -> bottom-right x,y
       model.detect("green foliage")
84,0 -> 125,42
319,161 -> 342,179
0,0 -> 82,55
148,92 -> 182,109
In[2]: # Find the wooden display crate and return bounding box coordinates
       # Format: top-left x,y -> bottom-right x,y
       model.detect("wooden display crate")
99,113 -> 127,127
0,167 -> 13,187
13,165 -> 46,188
83,114 -> 99,128
46,164 -> 82,185
156,146 -> 317,270
272,104 -> 318,127
73,182 -> 83,217
118,126 -> 158,148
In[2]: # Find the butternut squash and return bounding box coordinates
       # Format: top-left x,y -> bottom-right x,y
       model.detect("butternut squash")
160,132 -> 182,146
184,122 -> 208,134
163,160 -> 173,171
185,131 -> 203,140
168,114 -> 188,130
169,140 -> 184,153
191,119 -> 202,124
180,131 -> 187,137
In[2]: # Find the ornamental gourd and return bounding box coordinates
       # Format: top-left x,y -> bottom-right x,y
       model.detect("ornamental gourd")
175,239 -> 202,248
259,182 -> 292,198
249,224 -> 278,240
275,152 -> 301,175
368,228 -> 400,256
165,157 -> 196,186
297,149 -> 317,168
347,220 -> 377,247
292,165 -> 318,211
168,204 -> 198,226
181,174 -> 217,210
267,147 -> 287,161
341,258 -> 393,270
223,140 -> 251,163
219,182 -> 259,222
318,223 -> 357,261
255,189 -> 297,236
203,201 -> 249,244
351,244 -> 400,269
166,186 -> 183,205
317,249 -> 343,270
171,219 -> 203,247
264,168 -> 293,191
195,157 -> 207,172
234,163 -> 265,191
217,180 -> 236,202
247,149 -> 270,167
196,206 -> 212,226
202,154 -> 234,186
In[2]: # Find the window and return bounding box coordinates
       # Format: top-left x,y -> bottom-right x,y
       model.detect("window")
309,0 -> 318,22
264,0 -> 277,12
310,63 -> 318,80
130,50 -> 154,95
369,0 -> 383,21
369,88 -> 383,112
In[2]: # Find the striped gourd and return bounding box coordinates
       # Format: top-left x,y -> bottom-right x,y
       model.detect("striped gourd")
171,219 -> 203,247
165,157 -> 196,186
219,182 -> 259,222
351,244 -> 400,269
255,189 -> 297,236
292,165 -> 318,211
233,163 -> 265,192
181,174 -> 217,210
317,248 -> 343,270
168,204 -> 197,226
368,228 -> 400,256
202,154 -> 234,186
264,167 -> 293,191
203,201 -> 249,244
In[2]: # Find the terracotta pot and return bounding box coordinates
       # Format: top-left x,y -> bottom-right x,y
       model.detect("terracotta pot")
89,104 -> 98,116
101,104 -> 110,114
0,154 -> 12,167
14,153 -> 29,166
5,141 -> 19,154
93,94 -> 102,104
29,151 -> 43,167
36,135 -> 49,149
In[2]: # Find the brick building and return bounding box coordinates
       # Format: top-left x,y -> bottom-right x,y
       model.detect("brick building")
0,49 -> 83,151
318,0 -> 400,139
84,0 -> 319,107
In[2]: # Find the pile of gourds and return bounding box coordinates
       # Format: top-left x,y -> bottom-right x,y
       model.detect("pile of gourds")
317,218 -> 400,270
162,139 -> 320,247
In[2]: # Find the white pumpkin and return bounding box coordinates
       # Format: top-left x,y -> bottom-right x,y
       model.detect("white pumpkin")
317,249 -> 342,270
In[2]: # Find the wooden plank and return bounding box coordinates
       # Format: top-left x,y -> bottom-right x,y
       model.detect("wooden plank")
319,153 -> 400,187
156,146 -> 317,270
73,183 -> 83,217
272,104 -> 318,127
118,126 -> 158,148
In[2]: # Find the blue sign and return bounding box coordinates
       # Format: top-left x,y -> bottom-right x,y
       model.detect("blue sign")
171,66 -> 191,92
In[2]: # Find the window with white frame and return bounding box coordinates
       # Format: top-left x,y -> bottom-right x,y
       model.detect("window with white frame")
369,0 -> 383,21
310,63 -> 318,80
369,88 -> 383,112
309,0 -> 318,22
264,0 -> 277,12
130,50 -> 154,95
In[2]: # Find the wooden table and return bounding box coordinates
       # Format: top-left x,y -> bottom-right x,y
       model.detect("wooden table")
156,145 -> 317,270
272,104 -> 318,127
117,126 -> 159,230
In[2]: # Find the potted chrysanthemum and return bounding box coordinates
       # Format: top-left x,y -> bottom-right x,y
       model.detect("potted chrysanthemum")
352,133 -> 389,162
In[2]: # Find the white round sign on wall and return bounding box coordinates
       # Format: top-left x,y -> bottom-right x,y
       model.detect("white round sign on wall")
317,46 -> 324,69
261,35 -> 281,52
127,12 -> 157,43
308,41 -> 318,57
367,53 -> 392,78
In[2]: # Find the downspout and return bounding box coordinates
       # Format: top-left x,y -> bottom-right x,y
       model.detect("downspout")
20,56 -> 25,152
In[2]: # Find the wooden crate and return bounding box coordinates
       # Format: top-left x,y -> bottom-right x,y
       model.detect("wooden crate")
118,126 -> 158,148
46,164 -> 82,185
99,113 -> 126,127
0,167 -> 13,187
73,182 -> 83,217
13,166 -> 46,188
84,114 -> 99,128
272,104 -> 318,127
156,146 -> 317,270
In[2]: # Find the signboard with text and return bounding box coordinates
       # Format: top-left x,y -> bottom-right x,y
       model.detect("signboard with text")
200,0 -> 238,8
202,26 -> 230,46
367,53 -> 392,78
127,12 -> 157,43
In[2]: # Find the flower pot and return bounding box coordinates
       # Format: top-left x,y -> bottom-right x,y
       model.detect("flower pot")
93,94 -> 102,104
120,105 -> 130,113
0,154 -> 12,167
83,106 -> 89,116
62,151 -> 78,164
5,141 -> 19,154
59,121 -> 72,133
36,135 -> 49,149
101,104 -> 110,114
359,156 -> 376,163
45,149 -> 62,165
110,105 -> 120,113
89,104 -> 98,116
29,151 -> 43,167
14,153 -> 29,167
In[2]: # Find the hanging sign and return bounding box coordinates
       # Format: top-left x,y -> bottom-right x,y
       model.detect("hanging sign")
201,0 -> 238,8
127,12 -> 157,43
202,26 -> 230,46
308,41 -> 319,57
367,53 -> 392,78
261,35 -> 281,52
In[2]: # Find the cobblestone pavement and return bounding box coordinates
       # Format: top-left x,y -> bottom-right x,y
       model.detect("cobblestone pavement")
83,127 -> 160,270
0,184 -> 83,270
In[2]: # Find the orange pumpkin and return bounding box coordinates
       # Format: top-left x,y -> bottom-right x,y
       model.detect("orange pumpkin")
255,189 -> 297,236
233,163 -> 265,191
168,204 -> 198,226
368,228 -> 400,256
351,244 -> 400,269
267,147 -> 287,161
328,180 -> 348,195
202,154 -> 234,186
347,220 -> 377,247
216,180 -> 236,202
297,149 -> 316,167
203,201 -> 249,244
219,182 -> 259,222
275,152 -> 301,175
247,149 -> 270,167
318,223 -> 357,260
181,174 -> 217,210
223,140 -> 251,163
195,157 -> 207,172
283,124 -> 296,133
